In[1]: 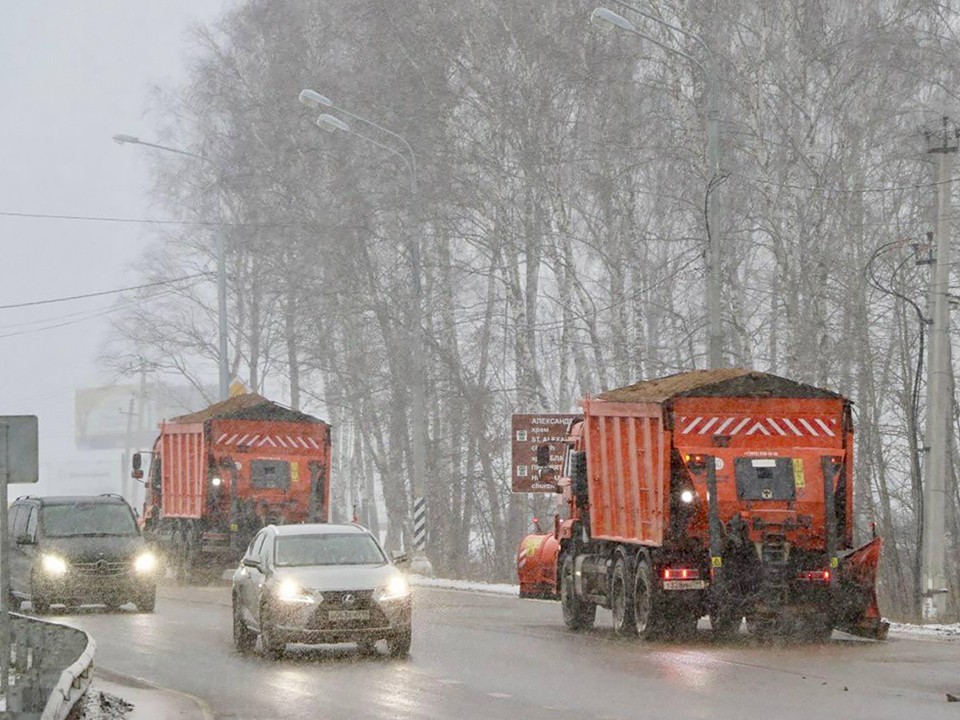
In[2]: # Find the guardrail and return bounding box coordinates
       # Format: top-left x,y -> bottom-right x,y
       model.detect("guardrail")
1,612 -> 96,719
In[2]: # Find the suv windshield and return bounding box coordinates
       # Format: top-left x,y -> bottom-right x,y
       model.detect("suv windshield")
275,533 -> 386,567
41,503 -> 138,537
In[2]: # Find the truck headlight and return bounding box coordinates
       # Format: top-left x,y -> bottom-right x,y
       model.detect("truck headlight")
41,554 -> 68,576
376,574 -> 410,602
276,578 -> 315,604
134,552 -> 158,574
680,489 -> 695,504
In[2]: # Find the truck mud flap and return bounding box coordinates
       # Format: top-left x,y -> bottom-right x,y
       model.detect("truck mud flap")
517,533 -> 560,600
833,537 -> 889,640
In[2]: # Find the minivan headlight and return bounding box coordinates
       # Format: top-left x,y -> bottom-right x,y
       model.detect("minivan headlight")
41,554 -> 68,576
376,574 -> 410,602
134,552 -> 158,574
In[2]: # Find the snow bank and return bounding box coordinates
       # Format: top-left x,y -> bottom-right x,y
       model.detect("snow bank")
887,621 -> 960,640
410,575 -> 519,596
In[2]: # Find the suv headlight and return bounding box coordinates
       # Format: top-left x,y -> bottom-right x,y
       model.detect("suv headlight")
376,574 -> 410,602
41,554 -> 68,576
276,578 -> 316,604
134,552 -> 158,574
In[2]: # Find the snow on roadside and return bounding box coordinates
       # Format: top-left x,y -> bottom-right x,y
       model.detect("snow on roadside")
410,575 -> 519,596
887,621 -> 960,641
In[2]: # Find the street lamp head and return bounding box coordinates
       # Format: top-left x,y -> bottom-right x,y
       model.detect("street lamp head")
299,89 -> 333,109
316,113 -> 350,134
590,7 -> 637,33
112,134 -> 140,145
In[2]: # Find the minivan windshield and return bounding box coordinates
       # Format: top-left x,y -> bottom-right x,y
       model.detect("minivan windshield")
42,503 -> 138,537
274,533 -> 386,567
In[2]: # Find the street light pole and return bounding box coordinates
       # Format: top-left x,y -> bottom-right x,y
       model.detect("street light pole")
921,116 -> 957,621
114,134 -> 231,400
304,98 -> 432,574
591,6 -> 724,368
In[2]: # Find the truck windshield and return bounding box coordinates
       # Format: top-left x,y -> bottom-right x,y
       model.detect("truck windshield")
42,503 -> 138,537
274,533 -> 386,567
734,457 -> 796,501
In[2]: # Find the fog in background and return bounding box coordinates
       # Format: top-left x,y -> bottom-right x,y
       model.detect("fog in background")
0,1 -> 229,497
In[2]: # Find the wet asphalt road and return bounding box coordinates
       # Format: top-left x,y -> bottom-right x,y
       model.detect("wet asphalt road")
50,584 -> 960,720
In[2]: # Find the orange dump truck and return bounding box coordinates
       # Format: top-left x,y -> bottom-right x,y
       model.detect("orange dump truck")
135,394 -> 331,580
517,370 -> 887,640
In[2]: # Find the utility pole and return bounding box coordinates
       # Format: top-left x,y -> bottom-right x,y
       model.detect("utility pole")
921,116 -> 957,621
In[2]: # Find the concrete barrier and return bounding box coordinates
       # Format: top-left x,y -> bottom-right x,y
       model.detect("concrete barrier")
1,612 -> 96,719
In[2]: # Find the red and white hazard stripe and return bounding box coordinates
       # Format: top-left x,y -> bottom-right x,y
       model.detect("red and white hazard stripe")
677,416 -> 837,438
214,433 -> 325,449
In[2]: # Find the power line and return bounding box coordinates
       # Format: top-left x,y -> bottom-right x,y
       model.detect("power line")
742,174 -> 960,194
0,210 -> 309,228
0,273 -> 207,311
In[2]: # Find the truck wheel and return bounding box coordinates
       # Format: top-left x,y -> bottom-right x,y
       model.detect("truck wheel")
633,559 -> 659,640
710,608 -> 742,639
560,554 -> 595,631
796,615 -> 833,643
611,556 -> 637,637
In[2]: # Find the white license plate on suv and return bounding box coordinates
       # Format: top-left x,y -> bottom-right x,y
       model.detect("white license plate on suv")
662,579 -> 708,591
328,610 -> 370,621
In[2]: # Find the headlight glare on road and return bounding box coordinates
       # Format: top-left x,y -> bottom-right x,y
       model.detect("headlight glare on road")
377,574 -> 410,602
41,554 -> 68,576
134,552 -> 158,574
276,578 -> 314,603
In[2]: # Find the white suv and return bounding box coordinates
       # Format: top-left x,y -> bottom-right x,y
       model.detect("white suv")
231,523 -> 412,658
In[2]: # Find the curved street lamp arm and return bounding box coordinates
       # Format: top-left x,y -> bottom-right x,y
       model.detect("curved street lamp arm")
328,104 -> 417,182
343,125 -> 417,195
606,0 -> 712,58
131,139 -> 208,163
620,24 -> 704,75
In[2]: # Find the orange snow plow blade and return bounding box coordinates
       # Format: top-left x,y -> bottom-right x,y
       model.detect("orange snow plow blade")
517,533 -> 560,599
834,536 -> 889,640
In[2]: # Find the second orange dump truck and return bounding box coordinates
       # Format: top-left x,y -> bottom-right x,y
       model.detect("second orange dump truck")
517,369 -> 887,640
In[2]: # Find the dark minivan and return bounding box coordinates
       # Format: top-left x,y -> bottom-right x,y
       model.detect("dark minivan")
8,494 -> 158,613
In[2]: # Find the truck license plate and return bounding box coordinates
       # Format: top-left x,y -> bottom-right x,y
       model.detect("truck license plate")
663,580 -> 708,591
328,610 -> 370,621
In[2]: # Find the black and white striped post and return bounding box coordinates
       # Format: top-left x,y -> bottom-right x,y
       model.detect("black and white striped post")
413,496 -> 427,552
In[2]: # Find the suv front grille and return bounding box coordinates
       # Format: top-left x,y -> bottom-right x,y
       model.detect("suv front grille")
72,560 -> 129,577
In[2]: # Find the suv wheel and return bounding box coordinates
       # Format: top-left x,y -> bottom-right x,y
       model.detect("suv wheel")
30,575 -> 50,615
259,605 -> 285,659
232,596 -> 256,653
386,628 -> 411,658
136,587 -> 157,613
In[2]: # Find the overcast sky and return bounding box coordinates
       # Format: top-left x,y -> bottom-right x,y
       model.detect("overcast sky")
0,1 -> 230,497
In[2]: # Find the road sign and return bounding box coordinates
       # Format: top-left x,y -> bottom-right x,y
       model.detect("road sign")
0,415 -> 38,484
511,413 -> 578,492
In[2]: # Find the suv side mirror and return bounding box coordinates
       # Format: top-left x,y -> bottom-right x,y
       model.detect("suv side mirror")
241,557 -> 261,570
15,533 -> 35,545
391,551 -> 410,569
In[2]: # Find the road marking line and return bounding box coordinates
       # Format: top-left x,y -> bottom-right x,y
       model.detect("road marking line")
488,692 -> 512,699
